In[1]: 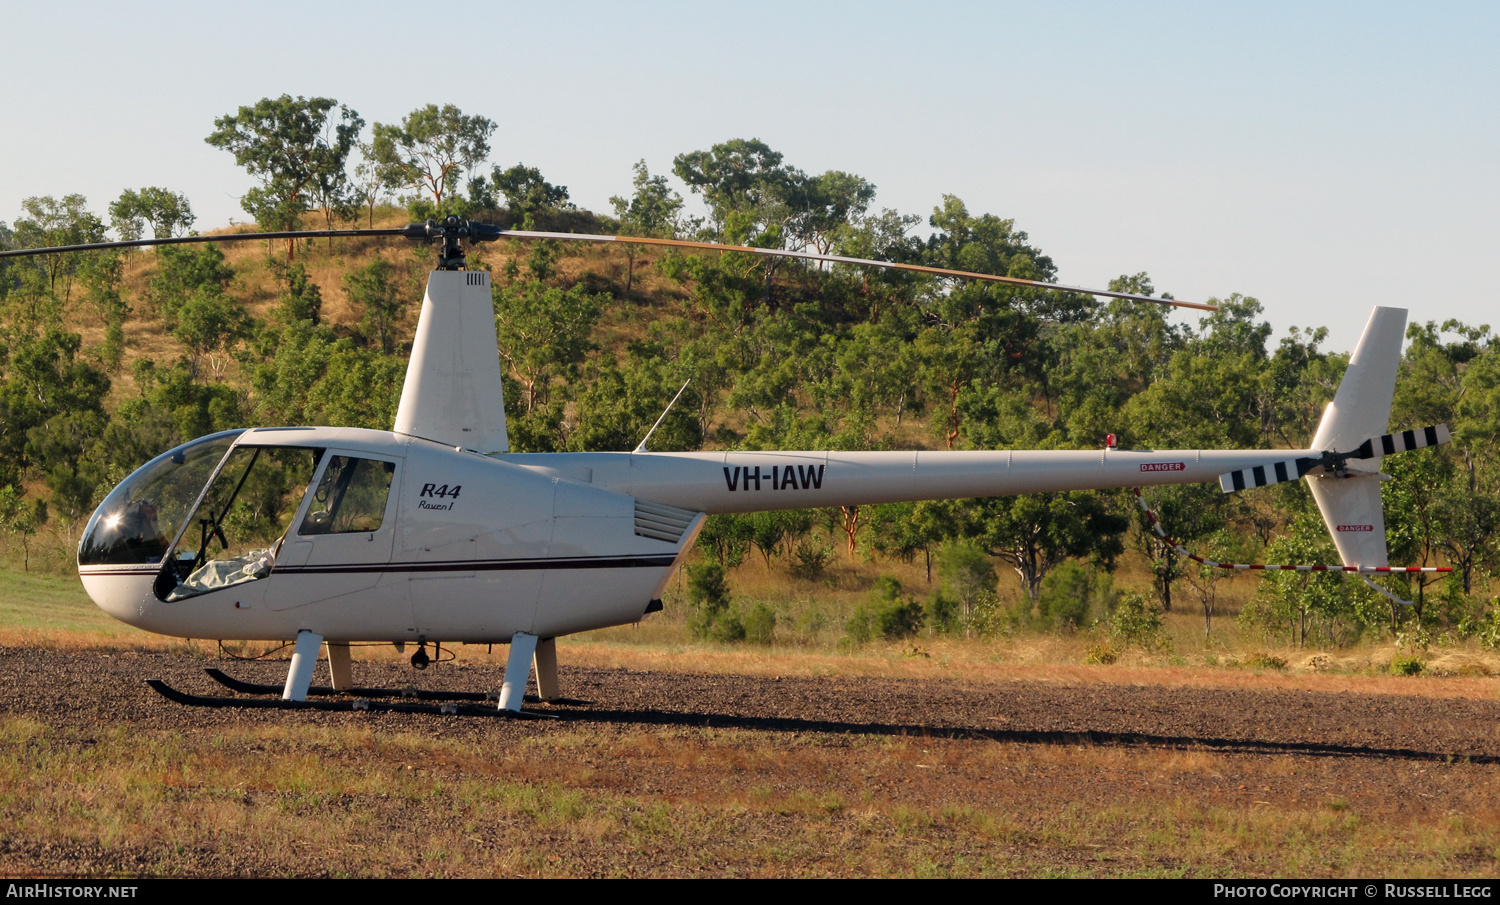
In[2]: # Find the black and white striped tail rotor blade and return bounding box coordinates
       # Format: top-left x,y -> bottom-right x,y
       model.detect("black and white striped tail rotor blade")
1219,458 -> 1317,493
1218,423 -> 1451,494
1351,423 -> 1452,460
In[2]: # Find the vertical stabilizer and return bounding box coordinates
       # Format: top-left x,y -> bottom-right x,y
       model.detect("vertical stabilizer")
394,270 -> 509,453
1307,307 -> 1406,567
1310,307 -> 1406,453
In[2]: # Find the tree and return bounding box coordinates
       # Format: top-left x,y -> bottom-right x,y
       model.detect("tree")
0,328 -> 110,484
271,262 -> 324,327
372,104 -> 496,215
672,138 -> 798,239
109,187 -> 195,241
493,280 -> 604,445
865,500 -> 948,583
146,243 -> 234,322
1130,483 -> 1226,613
0,485 -> 48,571
482,163 -> 571,219
940,492 -> 1127,603
789,170 -> 875,255
344,258 -> 405,353
350,141 -> 389,228
172,285 -> 253,380
610,161 -> 684,294
76,250 -> 128,371
206,95 -> 363,254
12,195 -> 106,296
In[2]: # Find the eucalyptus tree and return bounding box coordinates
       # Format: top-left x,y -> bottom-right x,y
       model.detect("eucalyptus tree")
206,95 -> 363,255
109,187 -> 195,241
673,138 -> 795,240
611,160 -> 685,294
372,104 -> 496,216
12,195 -> 106,296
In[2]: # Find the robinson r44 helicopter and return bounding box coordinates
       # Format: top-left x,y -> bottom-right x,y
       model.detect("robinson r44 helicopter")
0,218 -> 1450,715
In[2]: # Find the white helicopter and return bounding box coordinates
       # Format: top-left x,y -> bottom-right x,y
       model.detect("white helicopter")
2,218 -> 1448,715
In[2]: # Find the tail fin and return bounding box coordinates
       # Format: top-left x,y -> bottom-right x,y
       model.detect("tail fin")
1306,307 -> 1407,568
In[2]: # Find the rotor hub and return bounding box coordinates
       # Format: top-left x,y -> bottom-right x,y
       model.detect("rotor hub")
399,216 -> 502,271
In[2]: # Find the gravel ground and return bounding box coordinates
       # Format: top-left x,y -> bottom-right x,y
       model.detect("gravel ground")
3,645 -> 1499,877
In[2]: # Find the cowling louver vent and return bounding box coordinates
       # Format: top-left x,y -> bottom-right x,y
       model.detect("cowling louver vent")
634,499 -> 697,544
465,271 -> 489,287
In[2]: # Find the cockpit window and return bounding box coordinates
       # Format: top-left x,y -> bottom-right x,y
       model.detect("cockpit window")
162,445 -> 320,601
300,456 -> 395,535
78,430 -> 245,566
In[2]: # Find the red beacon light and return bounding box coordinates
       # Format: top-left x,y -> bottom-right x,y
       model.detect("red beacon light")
1105,433 -> 1118,450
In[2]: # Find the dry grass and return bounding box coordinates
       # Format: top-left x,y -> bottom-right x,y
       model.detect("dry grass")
3,712 -> 1499,877
556,637 -> 1500,702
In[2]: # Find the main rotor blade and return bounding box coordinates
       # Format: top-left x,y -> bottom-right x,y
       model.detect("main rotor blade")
496,230 -> 1217,312
0,228 -> 411,259
0,222 -> 1214,311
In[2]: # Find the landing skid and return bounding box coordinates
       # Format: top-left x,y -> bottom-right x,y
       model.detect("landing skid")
207,667 -> 497,702
146,678 -> 557,718
204,667 -> 593,706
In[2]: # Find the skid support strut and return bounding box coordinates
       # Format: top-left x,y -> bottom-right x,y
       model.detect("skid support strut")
534,637 -> 559,701
499,632 -> 538,712
325,642 -> 352,691
283,630 -> 323,701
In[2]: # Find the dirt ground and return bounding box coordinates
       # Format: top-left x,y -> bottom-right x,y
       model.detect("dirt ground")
3,645 -> 1500,877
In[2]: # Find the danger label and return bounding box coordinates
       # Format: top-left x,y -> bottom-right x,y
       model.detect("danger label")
1337,524 -> 1374,532
1139,462 -> 1185,472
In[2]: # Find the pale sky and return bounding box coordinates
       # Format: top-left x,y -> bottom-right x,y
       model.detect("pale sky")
1,1 -> 1494,353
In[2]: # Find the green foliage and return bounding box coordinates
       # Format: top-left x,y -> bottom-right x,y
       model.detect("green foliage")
1458,602 -> 1500,649
1083,644 -> 1118,665
1036,560 -> 1114,631
478,163 -> 572,220
372,104 -> 495,214
493,280 -> 604,449
1109,592 -> 1169,652
0,327 -> 110,485
206,95 -> 362,235
935,542 -> 996,630
130,359 -> 245,440
0,485 -> 48,571
1243,512 -> 1374,647
845,577 -> 925,643
173,286 -> 252,378
935,493 -> 1126,603
742,602 -> 777,645
686,562 -> 730,610
147,244 -> 234,321
674,138 -> 797,239
611,161 -> 684,239
1131,483 -> 1226,613
686,562 -> 747,642
788,540 -> 830,582
12,194 -> 106,297
344,258 -> 405,353
1389,655 -> 1425,676
924,589 -> 962,636
110,187 -> 194,240
272,262 -> 323,327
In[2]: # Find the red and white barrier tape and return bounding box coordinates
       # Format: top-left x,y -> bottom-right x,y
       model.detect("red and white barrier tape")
1131,488 -> 1451,574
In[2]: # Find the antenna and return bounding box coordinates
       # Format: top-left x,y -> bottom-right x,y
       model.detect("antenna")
634,380 -> 691,453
